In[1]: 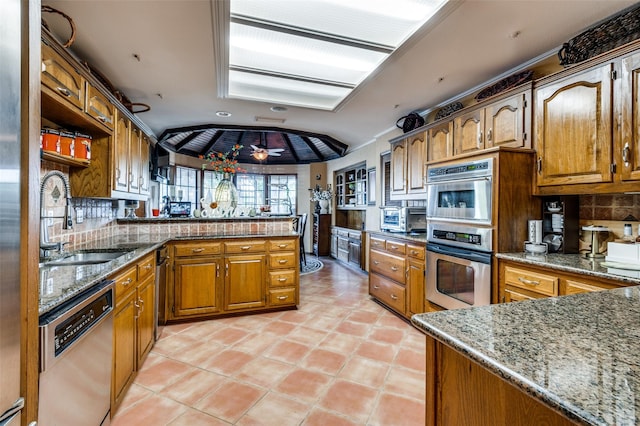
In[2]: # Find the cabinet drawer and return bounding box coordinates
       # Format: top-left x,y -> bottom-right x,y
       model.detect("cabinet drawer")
224,240 -> 267,254
85,84 -> 115,130
268,287 -> 297,306
370,273 -> 406,314
406,244 -> 425,260
113,265 -> 137,303
269,239 -> 296,251
268,270 -> 297,287
563,280 -> 609,295
337,229 -> 349,237
370,237 -> 386,250
370,249 -> 405,283
504,266 -> 558,297
348,231 -> 361,240
385,240 -> 406,255
41,43 -> 84,110
137,255 -> 155,281
174,242 -> 221,257
269,252 -> 296,269
337,237 -> 349,251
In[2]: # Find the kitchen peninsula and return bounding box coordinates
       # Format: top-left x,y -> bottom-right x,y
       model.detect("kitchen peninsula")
412,262 -> 640,426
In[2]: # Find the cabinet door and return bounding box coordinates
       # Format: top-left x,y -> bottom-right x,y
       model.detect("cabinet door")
113,113 -> 130,192
112,292 -> 137,409
139,133 -> 151,195
129,127 -> 142,193
41,42 -> 84,111
407,132 -> 427,194
454,109 -> 485,155
620,52 -> 640,181
407,259 -> 425,316
390,141 -> 407,195
136,276 -> 155,367
173,256 -> 222,317
428,121 -> 453,162
224,254 -> 266,311
348,240 -> 361,268
535,63 -> 613,186
485,92 -> 528,149
330,233 -> 338,258
85,83 -> 115,131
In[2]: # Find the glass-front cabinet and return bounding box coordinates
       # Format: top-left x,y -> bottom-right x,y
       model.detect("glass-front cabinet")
334,162 -> 367,210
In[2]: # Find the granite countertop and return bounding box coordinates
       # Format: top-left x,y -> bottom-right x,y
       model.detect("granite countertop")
412,286 -> 640,425
497,252 -> 640,285
117,215 -> 295,223
39,231 -> 299,315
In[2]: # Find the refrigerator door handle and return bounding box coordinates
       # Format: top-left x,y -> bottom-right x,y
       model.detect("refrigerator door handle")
0,397 -> 24,426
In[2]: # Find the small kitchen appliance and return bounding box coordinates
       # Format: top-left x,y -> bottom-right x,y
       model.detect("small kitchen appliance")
380,206 -> 426,233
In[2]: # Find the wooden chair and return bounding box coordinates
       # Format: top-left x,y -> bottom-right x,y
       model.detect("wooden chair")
297,213 -> 307,266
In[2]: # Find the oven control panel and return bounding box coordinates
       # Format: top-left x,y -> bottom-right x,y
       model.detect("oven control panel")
432,229 -> 482,245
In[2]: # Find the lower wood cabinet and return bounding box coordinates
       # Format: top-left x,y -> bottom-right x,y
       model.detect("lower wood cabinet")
368,232 -> 426,320
111,253 -> 156,414
167,236 -> 299,321
332,226 -> 364,269
498,258 -> 629,303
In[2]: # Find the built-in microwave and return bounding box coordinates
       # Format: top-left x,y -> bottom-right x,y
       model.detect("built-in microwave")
380,206 -> 426,233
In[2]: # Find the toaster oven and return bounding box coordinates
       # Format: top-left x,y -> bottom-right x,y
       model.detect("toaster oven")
380,206 -> 426,233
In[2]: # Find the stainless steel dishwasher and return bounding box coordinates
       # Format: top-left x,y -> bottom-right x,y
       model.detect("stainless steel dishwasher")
39,280 -> 114,426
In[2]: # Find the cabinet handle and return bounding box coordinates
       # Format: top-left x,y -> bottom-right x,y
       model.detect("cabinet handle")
390,245 -> 397,250
134,300 -> 141,319
277,295 -> 288,301
410,250 -> 417,256
191,248 -> 204,253
373,260 -> 380,265
138,297 -> 144,313
56,86 -> 71,97
477,131 -> 483,148
278,277 -> 287,282
278,259 -> 288,264
122,278 -> 133,287
96,113 -> 107,123
143,264 -> 152,270
487,129 -> 492,142
390,266 -> 398,271
373,285 -> 380,289
128,172 -> 134,184
518,277 -> 540,286
537,157 -> 542,174
241,246 -> 251,250
216,263 -> 220,277
115,168 -> 121,180
225,263 -> 229,277
278,244 -> 288,248
623,142 -> 631,167
390,294 -> 398,300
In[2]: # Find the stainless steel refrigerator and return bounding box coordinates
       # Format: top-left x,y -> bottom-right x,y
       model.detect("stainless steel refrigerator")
0,0 -> 25,424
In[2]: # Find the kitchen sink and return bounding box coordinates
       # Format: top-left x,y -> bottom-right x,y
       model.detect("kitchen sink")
41,250 -> 129,267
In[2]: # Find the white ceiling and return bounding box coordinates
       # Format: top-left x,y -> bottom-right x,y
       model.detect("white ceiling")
43,0 -> 638,154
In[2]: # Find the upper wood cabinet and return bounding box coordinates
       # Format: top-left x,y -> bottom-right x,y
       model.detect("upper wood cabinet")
427,120 -> 453,162
113,112 -> 131,193
619,50 -> 640,183
453,90 -> 531,157
85,83 -> 115,132
41,42 -> 84,111
335,163 -> 367,208
535,63 -> 614,188
390,131 -> 427,199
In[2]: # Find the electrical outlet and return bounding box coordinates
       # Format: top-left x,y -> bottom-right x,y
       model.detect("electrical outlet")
76,208 -> 84,224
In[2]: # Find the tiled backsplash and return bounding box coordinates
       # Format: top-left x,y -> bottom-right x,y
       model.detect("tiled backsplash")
579,194 -> 640,221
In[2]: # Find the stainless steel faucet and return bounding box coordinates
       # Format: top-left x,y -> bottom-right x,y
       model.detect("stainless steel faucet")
40,170 -> 72,257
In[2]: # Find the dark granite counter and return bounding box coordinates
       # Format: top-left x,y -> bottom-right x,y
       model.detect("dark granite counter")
39,231 -> 299,315
496,252 -> 640,285
412,286 -> 640,425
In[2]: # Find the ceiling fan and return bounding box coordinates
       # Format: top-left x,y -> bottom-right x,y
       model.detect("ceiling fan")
250,134 -> 284,160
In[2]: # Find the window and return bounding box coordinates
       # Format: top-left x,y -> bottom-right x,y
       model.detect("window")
236,174 -> 265,210
268,175 -> 296,215
173,166 -> 198,210
203,170 -> 223,200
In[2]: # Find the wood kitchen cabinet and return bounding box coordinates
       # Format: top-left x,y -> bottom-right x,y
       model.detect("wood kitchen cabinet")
535,63 -> 614,188
368,233 -> 426,319
498,258 -> 629,303
619,50 -> 640,182
454,89 -> 531,157
390,132 -> 427,198
332,227 -> 364,269
427,120 -> 454,163
167,237 -> 298,321
313,213 -> 331,256
41,41 -> 84,112
111,253 -> 156,413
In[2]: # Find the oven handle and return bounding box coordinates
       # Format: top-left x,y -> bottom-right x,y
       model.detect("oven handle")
426,176 -> 491,185
427,243 -> 492,264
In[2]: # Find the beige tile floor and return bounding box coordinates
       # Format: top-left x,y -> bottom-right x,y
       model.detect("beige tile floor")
112,257 -> 426,425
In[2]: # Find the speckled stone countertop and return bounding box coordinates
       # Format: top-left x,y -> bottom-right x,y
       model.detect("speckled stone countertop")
39,231 -> 299,315
412,286 -> 640,425
367,230 -> 427,244
496,252 -> 640,285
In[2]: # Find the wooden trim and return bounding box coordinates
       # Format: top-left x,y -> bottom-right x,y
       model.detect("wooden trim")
22,1 -> 42,423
